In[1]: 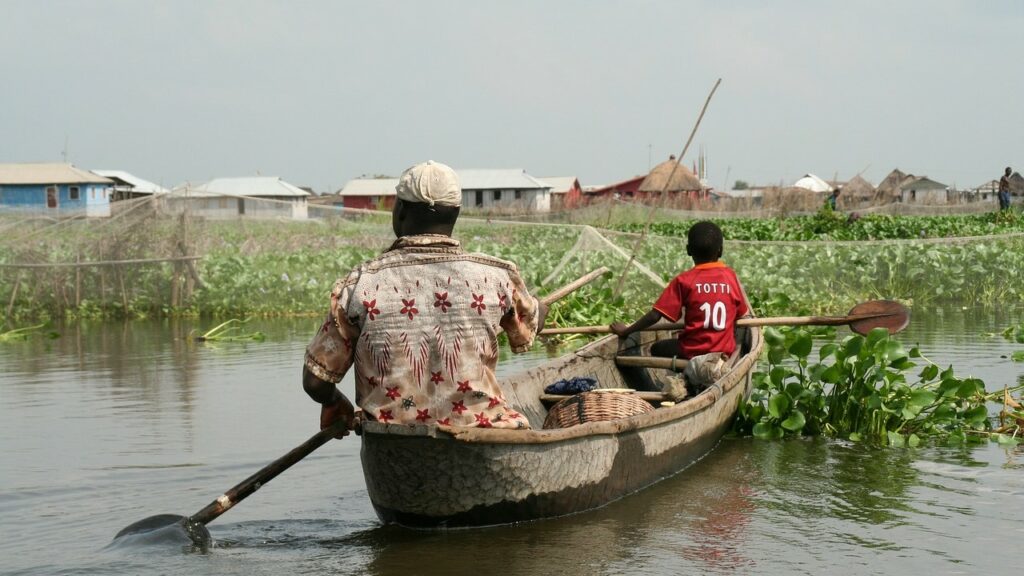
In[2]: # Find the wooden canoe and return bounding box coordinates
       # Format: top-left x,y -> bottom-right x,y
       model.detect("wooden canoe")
358,327 -> 764,528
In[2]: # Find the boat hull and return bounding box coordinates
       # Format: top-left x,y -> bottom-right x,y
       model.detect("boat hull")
360,329 -> 762,528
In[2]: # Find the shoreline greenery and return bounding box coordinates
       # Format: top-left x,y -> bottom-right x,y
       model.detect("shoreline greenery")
3,208 -> 1022,447
613,208 -> 1024,241
1,210 -> 1023,322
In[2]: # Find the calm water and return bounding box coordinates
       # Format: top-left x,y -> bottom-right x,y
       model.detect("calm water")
2,309 -> 1023,576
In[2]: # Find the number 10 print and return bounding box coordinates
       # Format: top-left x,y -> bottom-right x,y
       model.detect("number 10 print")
699,301 -> 727,330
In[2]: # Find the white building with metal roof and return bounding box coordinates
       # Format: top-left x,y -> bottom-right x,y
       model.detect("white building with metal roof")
169,176 -> 311,219
91,170 -> 168,201
457,169 -> 551,212
337,169 -> 554,212
793,173 -> 834,193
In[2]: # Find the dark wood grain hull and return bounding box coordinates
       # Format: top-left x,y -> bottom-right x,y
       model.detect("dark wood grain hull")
360,329 -> 763,528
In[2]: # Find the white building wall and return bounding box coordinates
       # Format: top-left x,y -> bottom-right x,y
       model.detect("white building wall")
461,188 -> 551,212
167,197 -> 307,219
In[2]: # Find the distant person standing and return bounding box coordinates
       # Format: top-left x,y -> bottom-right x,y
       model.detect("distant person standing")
825,187 -> 841,211
998,167 -> 1012,210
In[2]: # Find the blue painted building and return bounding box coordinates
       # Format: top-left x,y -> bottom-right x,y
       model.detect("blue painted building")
0,163 -> 114,217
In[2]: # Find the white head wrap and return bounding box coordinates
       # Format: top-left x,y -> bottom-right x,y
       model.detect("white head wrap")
395,160 -> 461,207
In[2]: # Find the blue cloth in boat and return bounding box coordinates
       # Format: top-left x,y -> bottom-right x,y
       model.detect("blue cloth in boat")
544,376 -> 598,395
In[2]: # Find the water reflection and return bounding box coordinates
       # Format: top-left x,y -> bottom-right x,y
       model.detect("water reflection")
1,307 -> 1024,575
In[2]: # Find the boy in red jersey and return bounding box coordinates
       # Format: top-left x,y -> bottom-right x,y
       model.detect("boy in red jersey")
610,221 -> 751,399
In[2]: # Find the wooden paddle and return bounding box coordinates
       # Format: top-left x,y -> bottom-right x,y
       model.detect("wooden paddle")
539,266 -> 610,306
541,299 -> 910,337
112,420 -> 349,547
112,267 -> 611,547
605,300 -> 910,371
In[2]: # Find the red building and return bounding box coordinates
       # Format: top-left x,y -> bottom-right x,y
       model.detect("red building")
337,178 -> 399,210
538,176 -> 583,209
583,175 -> 645,203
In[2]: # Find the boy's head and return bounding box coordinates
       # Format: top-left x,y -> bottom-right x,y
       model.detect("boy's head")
686,221 -> 723,263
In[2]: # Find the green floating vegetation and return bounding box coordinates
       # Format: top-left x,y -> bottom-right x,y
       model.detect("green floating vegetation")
734,327 -> 1020,447
191,319 -> 266,342
1002,323 -> 1024,344
5,212 -> 1024,320
613,209 -> 1024,241
541,285 -> 635,344
0,323 -> 59,343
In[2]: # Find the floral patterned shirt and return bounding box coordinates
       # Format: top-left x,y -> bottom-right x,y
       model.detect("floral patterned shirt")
305,234 -> 539,429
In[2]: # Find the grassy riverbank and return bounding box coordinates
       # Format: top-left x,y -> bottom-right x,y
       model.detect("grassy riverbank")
2,209 -> 1023,322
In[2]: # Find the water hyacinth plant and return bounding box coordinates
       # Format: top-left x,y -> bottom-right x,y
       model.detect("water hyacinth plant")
734,327 -> 1021,447
0,322 -> 59,343
613,210 -> 1024,241
191,319 -> 266,342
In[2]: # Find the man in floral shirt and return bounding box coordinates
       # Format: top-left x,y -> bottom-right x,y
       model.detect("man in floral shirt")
303,161 -> 546,433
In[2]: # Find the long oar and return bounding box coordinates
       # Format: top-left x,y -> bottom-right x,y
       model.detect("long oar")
541,299 -> 910,337
112,267 -> 611,547
539,266 -> 610,306
112,420 -> 349,547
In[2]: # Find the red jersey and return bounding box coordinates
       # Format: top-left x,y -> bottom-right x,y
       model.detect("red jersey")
652,261 -> 750,359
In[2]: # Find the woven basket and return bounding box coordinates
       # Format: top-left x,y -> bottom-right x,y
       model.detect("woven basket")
542,390 -> 654,429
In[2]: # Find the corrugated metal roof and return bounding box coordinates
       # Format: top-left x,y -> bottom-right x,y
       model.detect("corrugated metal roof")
537,176 -> 578,194
792,173 -> 833,193
170,177 -> 311,198
338,169 -> 551,198
715,188 -> 765,199
338,178 -> 400,197
902,176 -> 948,191
0,163 -> 113,185
91,170 -> 168,193
457,169 -> 550,191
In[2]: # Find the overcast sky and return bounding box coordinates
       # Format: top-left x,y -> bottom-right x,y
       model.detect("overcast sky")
2,0 -> 1021,192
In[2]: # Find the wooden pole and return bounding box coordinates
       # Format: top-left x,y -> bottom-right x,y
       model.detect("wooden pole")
615,78 -> 721,296
615,356 -> 689,371
0,255 -> 203,269
539,266 -> 610,306
118,265 -> 129,315
6,272 -> 22,318
75,251 -> 81,308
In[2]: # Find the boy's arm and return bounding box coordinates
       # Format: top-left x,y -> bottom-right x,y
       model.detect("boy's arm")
610,308 -> 665,338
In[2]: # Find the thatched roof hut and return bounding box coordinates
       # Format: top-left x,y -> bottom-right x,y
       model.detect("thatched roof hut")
1011,172 -> 1024,195
761,186 -> 825,212
875,168 -> 915,203
639,155 -> 702,193
839,174 -> 875,202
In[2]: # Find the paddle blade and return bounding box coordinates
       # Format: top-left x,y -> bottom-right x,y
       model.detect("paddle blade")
847,300 -> 910,335
112,514 -> 211,548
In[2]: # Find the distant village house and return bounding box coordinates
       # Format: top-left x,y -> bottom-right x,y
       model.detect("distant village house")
337,178 -> 399,210
92,170 -> 168,201
0,163 -> 114,217
338,169 -> 554,212
169,176 -> 311,219
537,176 -> 583,210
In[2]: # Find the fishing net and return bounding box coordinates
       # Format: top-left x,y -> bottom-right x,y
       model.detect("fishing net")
2,190 -> 1023,322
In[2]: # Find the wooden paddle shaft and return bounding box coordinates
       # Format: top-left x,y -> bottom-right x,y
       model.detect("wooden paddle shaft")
540,266 -> 610,306
615,356 -> 689,371
540,310 -> 901,335
189,424 -> 341,526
